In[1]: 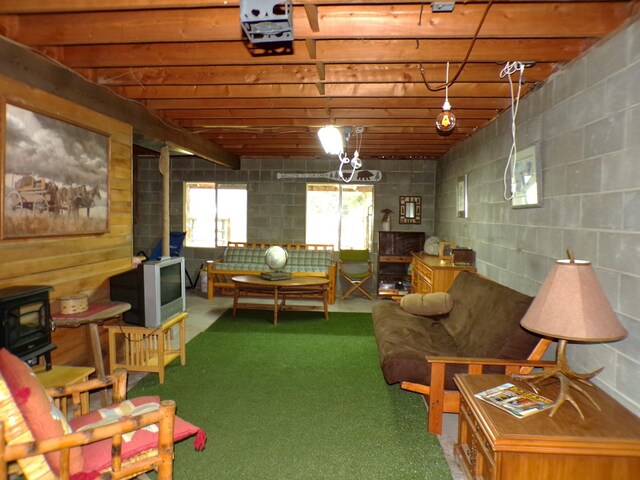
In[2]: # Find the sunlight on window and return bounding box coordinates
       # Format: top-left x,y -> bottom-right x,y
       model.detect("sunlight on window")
184,183 -> 247,248
306,183 -> 373,250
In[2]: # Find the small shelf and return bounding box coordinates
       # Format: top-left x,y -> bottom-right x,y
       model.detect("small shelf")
377,231 -> 425,297
105,312 -> 187,384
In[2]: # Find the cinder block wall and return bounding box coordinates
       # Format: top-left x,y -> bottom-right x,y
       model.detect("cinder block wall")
133,155 -> 437,293
435,19 -> 640,414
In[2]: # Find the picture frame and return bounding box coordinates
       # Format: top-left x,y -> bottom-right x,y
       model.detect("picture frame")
511,143 -> 542,208
2,102 -> 110,238
438,241 -> 456,262
456,174 -> 468,218
399,195 -> 421,224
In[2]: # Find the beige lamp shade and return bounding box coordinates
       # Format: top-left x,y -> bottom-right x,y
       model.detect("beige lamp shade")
520,259 -> 627,342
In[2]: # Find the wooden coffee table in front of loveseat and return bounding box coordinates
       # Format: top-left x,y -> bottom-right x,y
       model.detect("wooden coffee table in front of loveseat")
231,275 -> 329,325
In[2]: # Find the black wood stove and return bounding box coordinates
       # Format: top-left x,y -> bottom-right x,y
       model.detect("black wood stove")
0,285 -> 56,370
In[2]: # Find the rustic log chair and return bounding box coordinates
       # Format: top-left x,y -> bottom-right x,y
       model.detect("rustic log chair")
401,338 -> 556,434
0,367 -> 183,480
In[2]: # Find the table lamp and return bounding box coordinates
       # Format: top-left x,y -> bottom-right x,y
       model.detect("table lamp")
515,252 -> 627,419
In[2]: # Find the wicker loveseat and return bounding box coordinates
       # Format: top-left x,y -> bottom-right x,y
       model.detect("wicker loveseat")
207,242 -> 337,304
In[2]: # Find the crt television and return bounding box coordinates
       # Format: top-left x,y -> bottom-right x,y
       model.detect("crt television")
109,256 -> 186,328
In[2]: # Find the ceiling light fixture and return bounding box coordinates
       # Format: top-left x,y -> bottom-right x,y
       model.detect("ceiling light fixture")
317,125 -> 344,155
436,62 -> 456,133
317,126 -> 365,183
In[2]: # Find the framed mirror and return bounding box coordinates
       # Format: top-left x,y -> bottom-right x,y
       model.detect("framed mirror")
456,175 -> 468,218
399,195 -> 421,224
511,143 -> 542,208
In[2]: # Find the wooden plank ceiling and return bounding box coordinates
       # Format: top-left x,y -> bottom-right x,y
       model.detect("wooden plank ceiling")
0,0 -> 637,163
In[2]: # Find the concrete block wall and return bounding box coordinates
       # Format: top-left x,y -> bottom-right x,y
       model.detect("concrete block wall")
133,154 -> 437,293
435,19 -> 640,414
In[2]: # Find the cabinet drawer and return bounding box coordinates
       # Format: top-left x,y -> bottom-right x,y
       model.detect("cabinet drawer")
379,255 -> 411,263
459,397 -> 495,480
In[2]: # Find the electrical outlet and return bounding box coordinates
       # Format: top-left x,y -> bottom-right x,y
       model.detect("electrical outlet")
432,1 -> 455,13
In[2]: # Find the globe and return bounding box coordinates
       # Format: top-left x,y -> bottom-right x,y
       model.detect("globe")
265,245 -> 288,271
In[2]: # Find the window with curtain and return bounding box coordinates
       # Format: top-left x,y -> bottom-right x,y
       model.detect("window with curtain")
305,183 -> 374,250
184,182 -> 247,247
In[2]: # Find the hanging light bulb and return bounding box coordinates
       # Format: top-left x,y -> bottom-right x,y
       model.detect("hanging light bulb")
317,126 -> 344,155
436,62 -> 456,133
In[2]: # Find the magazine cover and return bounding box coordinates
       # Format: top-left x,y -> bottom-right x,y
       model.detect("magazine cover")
475,382 -> 554,418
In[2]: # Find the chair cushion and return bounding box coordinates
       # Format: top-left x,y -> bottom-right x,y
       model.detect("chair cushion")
400,293 -> 454,317
0,348 -> 84,475
70,396 -> 204,474
0,371 -> 53,479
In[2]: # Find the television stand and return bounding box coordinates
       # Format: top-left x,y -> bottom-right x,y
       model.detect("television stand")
105,312 -> 187,384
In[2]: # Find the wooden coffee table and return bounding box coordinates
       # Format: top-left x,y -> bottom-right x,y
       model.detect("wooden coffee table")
231,275 -> 329,325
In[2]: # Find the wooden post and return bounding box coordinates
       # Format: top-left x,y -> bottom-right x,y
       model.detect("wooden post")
159,144 -> 170,258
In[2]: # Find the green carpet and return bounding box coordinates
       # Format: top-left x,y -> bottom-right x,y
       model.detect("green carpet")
128,310 -> 452,480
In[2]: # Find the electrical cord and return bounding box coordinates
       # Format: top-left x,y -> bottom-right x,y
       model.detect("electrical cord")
500,62 -> 526,201
419,0 -> 494,92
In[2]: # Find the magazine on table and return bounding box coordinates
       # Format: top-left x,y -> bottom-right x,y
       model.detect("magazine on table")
475,382 -> 554,418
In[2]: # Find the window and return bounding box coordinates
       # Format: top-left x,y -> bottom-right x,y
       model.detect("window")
306,183 -> 374,250
184,182 -> 247,247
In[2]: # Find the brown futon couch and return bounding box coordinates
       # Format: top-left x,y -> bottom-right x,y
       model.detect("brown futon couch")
371,271 -> 553,433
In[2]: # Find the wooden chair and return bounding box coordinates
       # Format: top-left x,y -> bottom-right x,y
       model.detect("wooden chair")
401,338 -> 556,434
0,365 -> 202,480
338,249 -> 374,300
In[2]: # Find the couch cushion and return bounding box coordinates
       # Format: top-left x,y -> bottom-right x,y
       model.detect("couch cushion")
287,249 -> 333,268
443,272 -> 535,357
223,247 -> 266,264
371,301 -> 458,385
400,292 -> 454,317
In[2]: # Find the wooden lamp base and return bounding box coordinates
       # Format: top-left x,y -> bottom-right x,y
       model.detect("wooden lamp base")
513,339 -> 602,419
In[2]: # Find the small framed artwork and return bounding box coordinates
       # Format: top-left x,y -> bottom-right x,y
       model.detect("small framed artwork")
456,174 -> 468,218
511,143 -> 542,208
399,195 -> 421,224
438,241 -> 456,262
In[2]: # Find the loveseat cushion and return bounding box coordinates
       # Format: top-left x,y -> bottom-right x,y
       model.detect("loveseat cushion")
443,271 -> 535,357
287,249 -> 333,268
372,301 -> 458,385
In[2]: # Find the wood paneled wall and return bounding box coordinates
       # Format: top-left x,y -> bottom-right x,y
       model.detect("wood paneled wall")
0,74 -> 133,367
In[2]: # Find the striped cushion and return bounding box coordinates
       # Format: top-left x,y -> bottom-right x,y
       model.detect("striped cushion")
288,250 -> 333,268
223,247 -> 266,264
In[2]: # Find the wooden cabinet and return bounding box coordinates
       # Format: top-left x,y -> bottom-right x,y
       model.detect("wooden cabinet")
377,231 -> 425,296
454,374 -> 640,480
411,252 -> 476,293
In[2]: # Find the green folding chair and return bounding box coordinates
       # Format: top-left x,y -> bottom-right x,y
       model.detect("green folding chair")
339,250 -> 374,300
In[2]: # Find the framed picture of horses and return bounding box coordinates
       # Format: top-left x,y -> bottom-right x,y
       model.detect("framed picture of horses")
2,103 -> 109,238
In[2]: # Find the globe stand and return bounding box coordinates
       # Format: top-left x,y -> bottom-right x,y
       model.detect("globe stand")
260,270 -> 291,281
261,246 -> 292,281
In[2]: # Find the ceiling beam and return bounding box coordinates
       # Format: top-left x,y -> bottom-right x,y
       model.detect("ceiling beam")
0,0 -> 626,15
0,4 -> 628,44
0,35 -> 239,168
84,63 -> 554,86
49,39 -> 593,68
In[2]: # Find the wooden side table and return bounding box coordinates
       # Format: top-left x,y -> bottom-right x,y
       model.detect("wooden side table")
454,374 -> 640,480
104,312 -> 187,384
52,302 -> 131,406
33,365 -> 95,415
